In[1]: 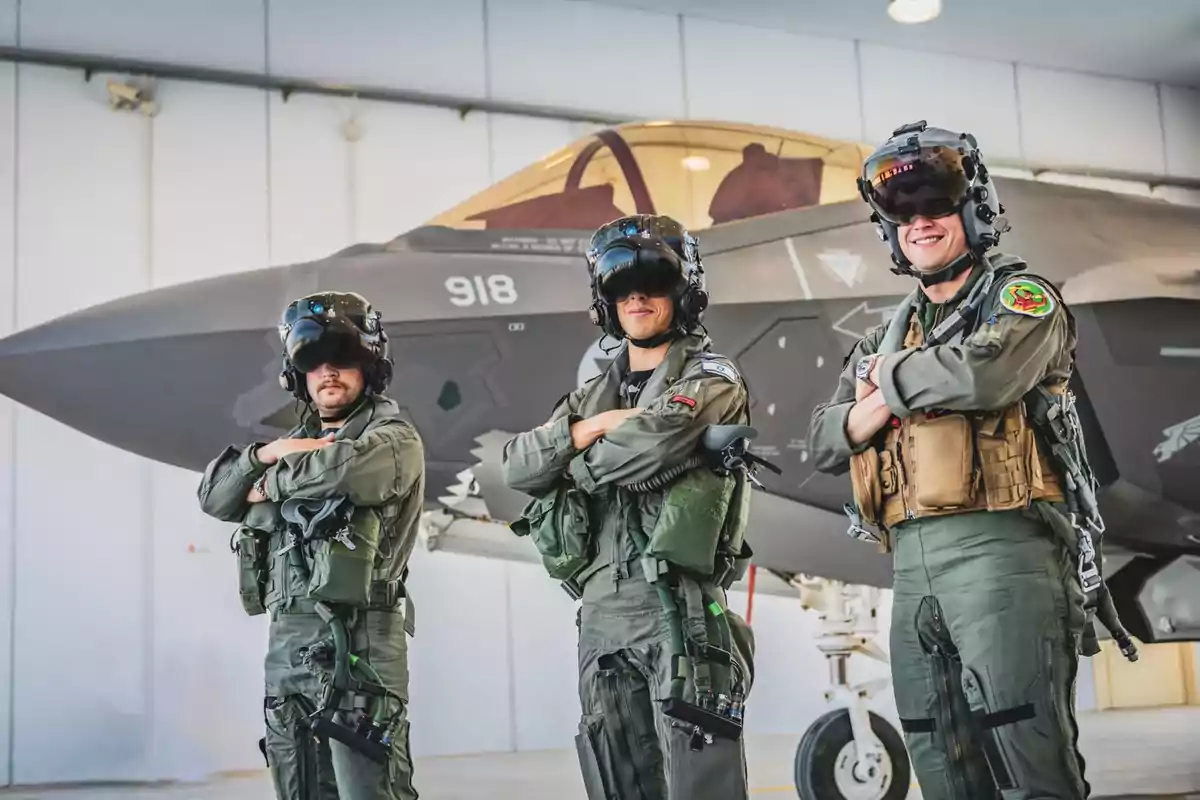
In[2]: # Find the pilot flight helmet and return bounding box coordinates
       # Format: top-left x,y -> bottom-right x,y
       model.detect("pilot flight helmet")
858,120 -> 1009,283
585,214 -> 709,347
276,290 -> 394,402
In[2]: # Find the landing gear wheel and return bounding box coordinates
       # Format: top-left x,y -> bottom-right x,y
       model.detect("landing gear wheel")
794,709 -> 910,800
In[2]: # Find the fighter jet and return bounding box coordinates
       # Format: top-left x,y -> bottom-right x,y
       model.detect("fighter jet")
1,118 -> 1198,619
2,118 -> 1198,794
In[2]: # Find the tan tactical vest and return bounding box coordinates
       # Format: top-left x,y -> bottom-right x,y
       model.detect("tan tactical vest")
850,310 -> 1065,545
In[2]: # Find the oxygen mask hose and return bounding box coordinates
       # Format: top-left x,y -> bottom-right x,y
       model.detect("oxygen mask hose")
627,496 -> 741,743
310,602 -> 391,764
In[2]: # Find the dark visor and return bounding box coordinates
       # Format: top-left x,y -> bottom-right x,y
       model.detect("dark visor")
862,145 -> 971,225
594,241 -> 684,301
284,318 -> 368,373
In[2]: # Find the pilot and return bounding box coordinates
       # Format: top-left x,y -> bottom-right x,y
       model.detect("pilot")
197,291 -> 425,800
501,214 -> 757,799
809,120 -> 1133,800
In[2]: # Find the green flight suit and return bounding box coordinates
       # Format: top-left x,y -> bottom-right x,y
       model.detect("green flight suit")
809,253 -> 1093,800
502,333 -> 757,800
197,395 -> 426,800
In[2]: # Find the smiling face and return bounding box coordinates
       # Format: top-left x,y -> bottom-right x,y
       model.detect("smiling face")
304,361 -> 366,417
615,290 -> 674,342
897,213 -> 969,273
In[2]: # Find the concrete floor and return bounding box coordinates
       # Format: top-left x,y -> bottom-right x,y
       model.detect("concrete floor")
1,707 -> 1197,799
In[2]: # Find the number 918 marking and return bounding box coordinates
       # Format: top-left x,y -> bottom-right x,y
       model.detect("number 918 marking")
446,275 -> 518,307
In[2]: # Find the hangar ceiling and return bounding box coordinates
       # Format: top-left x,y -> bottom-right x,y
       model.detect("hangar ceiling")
584,0 -> 1200,87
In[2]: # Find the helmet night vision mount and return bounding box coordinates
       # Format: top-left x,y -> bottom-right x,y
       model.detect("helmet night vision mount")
585,214 -> 710,349
276,291 -> 394,404
858,119 -> 1011,287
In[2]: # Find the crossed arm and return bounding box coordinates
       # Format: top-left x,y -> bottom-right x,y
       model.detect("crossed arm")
501,373 -> 746,496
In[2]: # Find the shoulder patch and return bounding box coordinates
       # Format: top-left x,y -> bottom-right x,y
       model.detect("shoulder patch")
999,277 -> 1055,318
700,358 -> 739,384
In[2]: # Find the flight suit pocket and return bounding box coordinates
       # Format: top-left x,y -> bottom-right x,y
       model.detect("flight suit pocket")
511,484 -> 591,581
909,412 -> 976,509
961,665 -> 1019,791
307,509 -> 381,608
232,525 -> 269,617
646,468 -> 735,577
850,449 -> 883,525
575,714 -> 618,800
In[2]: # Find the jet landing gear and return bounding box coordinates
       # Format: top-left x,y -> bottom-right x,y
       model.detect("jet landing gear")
790,577 -> 910,800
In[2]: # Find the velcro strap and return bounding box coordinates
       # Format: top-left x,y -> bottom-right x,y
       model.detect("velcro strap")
899,717 -> 936,733
977,702 -> 1035,730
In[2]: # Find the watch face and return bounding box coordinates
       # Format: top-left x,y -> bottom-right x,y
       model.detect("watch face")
856,357 -> 872,380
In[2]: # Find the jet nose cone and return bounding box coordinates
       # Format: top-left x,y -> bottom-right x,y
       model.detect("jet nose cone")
0,265 -> 318,471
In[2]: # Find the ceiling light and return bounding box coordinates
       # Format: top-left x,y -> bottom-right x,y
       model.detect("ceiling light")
887,0 -> 942,24
681,155 -> 710,172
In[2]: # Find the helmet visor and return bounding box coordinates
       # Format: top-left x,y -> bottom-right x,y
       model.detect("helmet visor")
284,318 -> 370,373
594,242 -> 684,302
862,145 -> 971,225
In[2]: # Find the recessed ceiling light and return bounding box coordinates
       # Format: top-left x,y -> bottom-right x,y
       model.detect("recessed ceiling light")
888,0 -> 942,24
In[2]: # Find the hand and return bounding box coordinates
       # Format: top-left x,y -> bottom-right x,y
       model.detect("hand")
846,391 -> 894,446
855,377 -> 876,402
256,433 -> 336,465
246,483 -> 267,503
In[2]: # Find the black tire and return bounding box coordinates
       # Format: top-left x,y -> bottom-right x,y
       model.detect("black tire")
794,708 -> 910,800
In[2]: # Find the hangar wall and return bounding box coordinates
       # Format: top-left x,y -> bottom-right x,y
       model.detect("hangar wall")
0,0 -> 1196,787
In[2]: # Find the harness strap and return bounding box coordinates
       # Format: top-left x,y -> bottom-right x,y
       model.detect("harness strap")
679,577 -> 713,697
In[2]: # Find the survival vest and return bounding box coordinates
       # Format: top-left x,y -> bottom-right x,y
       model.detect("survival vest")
849,259 -> 1068,551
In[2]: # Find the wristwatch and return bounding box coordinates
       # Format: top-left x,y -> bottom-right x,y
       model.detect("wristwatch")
855,355 -> 877,386
253,472 -> 268,499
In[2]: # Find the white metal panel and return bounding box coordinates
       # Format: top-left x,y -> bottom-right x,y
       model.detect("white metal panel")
1016,66 -> 1166,175
151,82 -> 269,288
487,0 -> 685,120
0,61 -> 14,789
268,93 -> 354,268
507,560 -> 581,751
12,64 -> 151,784
403,546 -> 515,757
683,17 -> 862,142
350,101 -> 491,244
18,0 -> 266,72
268,0 -> 487,98
147,79 -> 272,779
859,45 -> 1023,161
1161,84 -> 1200,180
489,114 -> 576,183
0,0 -> 15,46
149,465 -> 270,780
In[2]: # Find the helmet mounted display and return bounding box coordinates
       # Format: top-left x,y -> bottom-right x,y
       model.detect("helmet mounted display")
276,291 -> 393,403
585,214 -> 709,347
858,120 -> 1010,286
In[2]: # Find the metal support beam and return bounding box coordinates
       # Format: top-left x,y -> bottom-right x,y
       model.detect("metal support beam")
1,44 -> 1198,192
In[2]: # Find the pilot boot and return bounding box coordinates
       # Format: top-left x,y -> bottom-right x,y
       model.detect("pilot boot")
888,509 -> 1090,800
